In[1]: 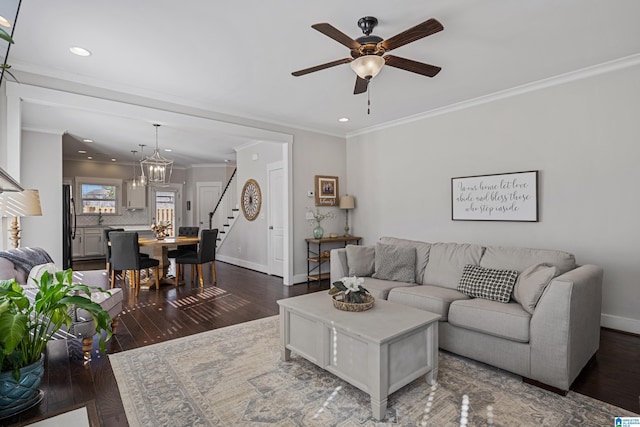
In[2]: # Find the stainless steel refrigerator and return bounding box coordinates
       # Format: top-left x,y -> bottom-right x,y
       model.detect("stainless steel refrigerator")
62,184 -> 76,269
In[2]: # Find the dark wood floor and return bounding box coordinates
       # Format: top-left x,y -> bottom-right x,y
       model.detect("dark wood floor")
4,260 -> 639,426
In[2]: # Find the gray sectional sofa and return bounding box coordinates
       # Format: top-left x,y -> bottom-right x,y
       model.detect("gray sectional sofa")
330,237 -> 603,393
0,247 -> 123,361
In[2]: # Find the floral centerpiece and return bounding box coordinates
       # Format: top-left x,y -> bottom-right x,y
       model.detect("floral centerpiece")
151,220 -> 171,240
329,276 -> 374,311
307,208 -> 335,239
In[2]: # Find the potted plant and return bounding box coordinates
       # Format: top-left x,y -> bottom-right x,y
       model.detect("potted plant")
0,25 -> 19,82
307,208 -> 335,239
329,276 -> 375,312
0,269 -> 113,417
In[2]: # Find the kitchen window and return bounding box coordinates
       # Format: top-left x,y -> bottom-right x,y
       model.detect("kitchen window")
75,177 -> 122,215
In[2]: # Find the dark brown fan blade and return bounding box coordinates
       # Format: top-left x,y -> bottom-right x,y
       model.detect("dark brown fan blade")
384,55 -> 441,77
312,23 -> 361,50
292,58 -> 352,77
379,18 -> 443,52
353,76 -> 369,94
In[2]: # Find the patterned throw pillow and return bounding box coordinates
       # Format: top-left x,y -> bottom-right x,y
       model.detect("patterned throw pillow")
457,264 -> 518,303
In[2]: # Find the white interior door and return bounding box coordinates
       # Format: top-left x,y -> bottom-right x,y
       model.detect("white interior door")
267,162 -> 284,277
197,182 -> 222,231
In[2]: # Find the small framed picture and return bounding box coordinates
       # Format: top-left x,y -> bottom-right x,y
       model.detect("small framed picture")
315,175 -> 339,206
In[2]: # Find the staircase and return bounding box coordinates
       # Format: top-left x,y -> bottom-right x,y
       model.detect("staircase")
208,169 -> 238,248
217,206 -> 240,247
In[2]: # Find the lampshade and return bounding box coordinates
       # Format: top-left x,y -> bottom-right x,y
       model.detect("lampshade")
339,195 -> 355,210
350,55 -> 385,80
0,189 -> 42,217
0,166 -> 24,193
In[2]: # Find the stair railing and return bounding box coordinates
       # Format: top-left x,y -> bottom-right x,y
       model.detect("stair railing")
209,168 -> 237,229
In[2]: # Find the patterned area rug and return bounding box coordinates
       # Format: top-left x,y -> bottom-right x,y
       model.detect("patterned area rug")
109,316 -> 636,426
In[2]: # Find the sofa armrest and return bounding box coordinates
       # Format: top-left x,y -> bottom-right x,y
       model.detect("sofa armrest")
330,248 -> 348,284
72,269 -> 110,291
529,264 -> 603,390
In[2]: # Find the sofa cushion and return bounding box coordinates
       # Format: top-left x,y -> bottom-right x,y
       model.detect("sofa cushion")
0,257 -> 27,285
361,277 -> 417,300
513,263 -> 558,314
379,237 -> 431,284
387,285 -> 469,321
449,298 -> 531,342
423,243 -> 485,289
28,262 -> 58,286
346,244 -> 375,277
458,264 -> 518,303
480,245 -> 576,274
372,242 -> 416,283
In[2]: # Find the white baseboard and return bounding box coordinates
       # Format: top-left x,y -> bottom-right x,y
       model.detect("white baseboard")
216,255 -> 267,274
601,314 -> 640,335
291,273 -> 308,285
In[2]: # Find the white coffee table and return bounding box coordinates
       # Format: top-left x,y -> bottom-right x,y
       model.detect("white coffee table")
277,291 -> 441,420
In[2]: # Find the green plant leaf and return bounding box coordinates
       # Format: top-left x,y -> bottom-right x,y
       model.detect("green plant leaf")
328,287 -> 342,296
0,28 -> 13,44
0,311 -> 27,354
332,281 -> 347,292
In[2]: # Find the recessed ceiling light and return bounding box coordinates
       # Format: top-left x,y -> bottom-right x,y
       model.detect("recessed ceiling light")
224,159 -> 230,163
0,16 -> 11,28
338,117 -> 349,123
164,148 -> 172,152
78,150 -> 87,154
70,46 -> 91,57
83,139 -> 93,143
87,156 -> 93,160
111,158 -> 117,162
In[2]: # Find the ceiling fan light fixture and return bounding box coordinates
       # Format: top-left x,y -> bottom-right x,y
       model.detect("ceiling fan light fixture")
350,55 -> 385,80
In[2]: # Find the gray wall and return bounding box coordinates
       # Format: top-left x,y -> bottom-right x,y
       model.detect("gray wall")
20,131 -> 63,264
218,142 -> 283,271
346,62 -> 640,333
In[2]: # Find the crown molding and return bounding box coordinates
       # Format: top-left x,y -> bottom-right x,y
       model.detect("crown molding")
347,53 -> 640,139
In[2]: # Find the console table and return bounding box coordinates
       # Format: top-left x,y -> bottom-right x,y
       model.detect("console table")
305,236 -> 361,287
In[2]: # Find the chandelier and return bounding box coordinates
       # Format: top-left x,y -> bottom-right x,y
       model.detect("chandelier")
140,123 -> 173,186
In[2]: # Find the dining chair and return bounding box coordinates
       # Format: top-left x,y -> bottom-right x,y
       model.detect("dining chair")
104,228 -> 151,287
168,226 -> 199,281
103,228 -> 124,274
175,229 -> 218,287
109,231 -> 160,296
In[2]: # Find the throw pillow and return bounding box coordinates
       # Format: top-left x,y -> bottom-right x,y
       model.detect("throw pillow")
28,262 -> 58,287
346,245 -> 375,277
457,264 -> 518,303
372,242 -> 416,283
513,263 -> 559,314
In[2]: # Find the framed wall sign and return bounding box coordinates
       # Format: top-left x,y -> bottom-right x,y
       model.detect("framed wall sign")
451,170 -> 538,222
315,175 -> 339,206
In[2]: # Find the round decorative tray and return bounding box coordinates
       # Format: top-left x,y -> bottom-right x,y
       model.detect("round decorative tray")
331,294 -> 375,312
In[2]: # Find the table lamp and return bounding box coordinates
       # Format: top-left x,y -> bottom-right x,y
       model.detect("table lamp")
339,195 -> 355,237
0,189 -> 43,248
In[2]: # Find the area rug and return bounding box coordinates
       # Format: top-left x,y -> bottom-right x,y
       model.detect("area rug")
109,316 -> 637,426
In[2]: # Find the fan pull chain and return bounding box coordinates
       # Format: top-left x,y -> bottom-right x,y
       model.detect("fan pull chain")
367,82 -> 371,115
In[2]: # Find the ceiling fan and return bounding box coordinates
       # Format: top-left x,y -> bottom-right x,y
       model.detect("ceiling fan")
292,16 -> 443,94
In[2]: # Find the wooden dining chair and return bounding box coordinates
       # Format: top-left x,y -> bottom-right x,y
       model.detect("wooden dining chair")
175,229 -> 218,287
109,231 -> 160,296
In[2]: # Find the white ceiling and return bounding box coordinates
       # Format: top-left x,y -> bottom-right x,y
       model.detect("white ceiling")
5,0 -> 640,167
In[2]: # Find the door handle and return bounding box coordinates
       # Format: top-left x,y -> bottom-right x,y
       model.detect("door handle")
269,226 -> 274,230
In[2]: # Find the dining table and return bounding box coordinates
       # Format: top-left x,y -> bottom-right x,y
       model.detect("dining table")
137,236 -> 200,289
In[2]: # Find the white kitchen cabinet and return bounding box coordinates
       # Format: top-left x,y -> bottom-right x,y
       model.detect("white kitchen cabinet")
72,227 -> 106,258
72,229 -> 84,258
83,228 -> 104,257
127,182 -> 146,209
